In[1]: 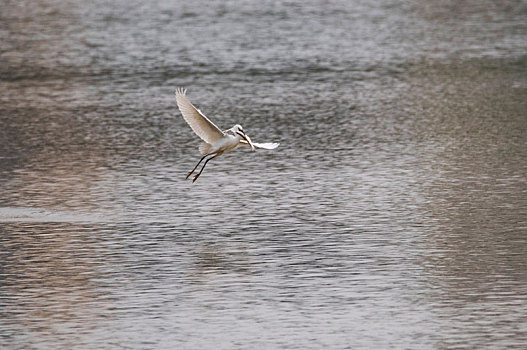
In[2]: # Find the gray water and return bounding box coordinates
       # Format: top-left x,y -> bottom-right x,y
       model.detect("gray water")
1,0 -> 527,349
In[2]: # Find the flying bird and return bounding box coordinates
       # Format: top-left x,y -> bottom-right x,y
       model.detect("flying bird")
175,88 -> 279,182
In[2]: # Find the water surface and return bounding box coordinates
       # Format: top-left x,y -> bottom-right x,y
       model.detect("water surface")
1,0 -> 526,349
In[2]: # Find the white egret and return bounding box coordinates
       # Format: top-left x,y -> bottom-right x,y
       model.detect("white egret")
175,88 -> 279,182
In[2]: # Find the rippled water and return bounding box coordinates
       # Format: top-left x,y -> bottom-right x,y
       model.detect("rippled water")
1,0 -> 526,349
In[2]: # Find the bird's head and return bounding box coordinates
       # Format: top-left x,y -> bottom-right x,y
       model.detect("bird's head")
231,124 -> 255,152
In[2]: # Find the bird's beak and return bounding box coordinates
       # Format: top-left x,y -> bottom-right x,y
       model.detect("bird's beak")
237,131 -> 255,152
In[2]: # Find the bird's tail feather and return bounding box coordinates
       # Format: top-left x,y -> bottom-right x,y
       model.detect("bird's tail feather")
199,142 -> 212,155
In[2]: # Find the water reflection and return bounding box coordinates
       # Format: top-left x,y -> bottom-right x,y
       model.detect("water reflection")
0,223 -> 114,348
406,61 -> 527,349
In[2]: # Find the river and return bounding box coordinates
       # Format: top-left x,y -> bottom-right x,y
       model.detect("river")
1,0 -> 526,349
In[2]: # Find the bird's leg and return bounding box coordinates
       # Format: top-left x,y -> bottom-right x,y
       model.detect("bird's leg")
186,155 -> 208,179
193,155 -> 217,183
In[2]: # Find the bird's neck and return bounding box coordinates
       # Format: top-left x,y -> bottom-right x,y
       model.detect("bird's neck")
231,132 -> 241,141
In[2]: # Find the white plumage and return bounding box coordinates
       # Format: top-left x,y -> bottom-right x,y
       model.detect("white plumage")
175,88 -> 280,182
175,89 -> 224,144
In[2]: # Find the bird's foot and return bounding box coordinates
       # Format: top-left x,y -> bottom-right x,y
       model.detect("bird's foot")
192,173 -> 201,183
185,171 -> 193,180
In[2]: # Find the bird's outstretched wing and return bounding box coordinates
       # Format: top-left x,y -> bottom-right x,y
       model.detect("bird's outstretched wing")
175,89 -> 225,144
240,140 -> 280,149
